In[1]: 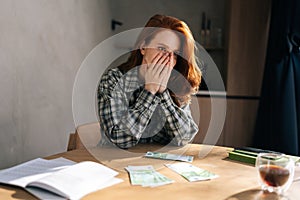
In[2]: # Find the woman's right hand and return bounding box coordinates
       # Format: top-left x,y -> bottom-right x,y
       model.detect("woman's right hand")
144,52 -> 171,95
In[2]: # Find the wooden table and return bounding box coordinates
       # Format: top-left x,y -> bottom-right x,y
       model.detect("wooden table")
0,144 -> 299,200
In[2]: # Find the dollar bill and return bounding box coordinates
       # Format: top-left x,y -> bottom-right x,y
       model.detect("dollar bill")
144,151 -> 194,162
165,163 -> 218,182
125,165 -> 174,187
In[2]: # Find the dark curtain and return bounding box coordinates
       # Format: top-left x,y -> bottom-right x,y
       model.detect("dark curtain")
253,0 -> 300,155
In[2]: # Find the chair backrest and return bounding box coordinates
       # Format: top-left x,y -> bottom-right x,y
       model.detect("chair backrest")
67,122 -> 101,151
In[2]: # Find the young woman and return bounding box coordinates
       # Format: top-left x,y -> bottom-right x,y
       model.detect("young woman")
97,14 -> 202,149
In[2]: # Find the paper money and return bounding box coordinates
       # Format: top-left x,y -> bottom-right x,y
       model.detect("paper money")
144,152 -> 193,162
165,163 -> 218,182
125,165 -> 174,187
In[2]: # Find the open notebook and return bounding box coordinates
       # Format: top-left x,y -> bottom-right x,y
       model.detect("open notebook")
0,157 -> 122,200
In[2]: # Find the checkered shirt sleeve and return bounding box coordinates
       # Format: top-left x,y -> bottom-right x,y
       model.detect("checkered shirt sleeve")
97,69 -> 160,149
152,90 -> 199,146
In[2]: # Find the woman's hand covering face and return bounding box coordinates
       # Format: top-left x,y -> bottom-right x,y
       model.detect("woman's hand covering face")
144,51 -> 174,94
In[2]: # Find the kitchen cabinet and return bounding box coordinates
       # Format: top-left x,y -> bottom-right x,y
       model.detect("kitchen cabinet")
193,0 -> 272,148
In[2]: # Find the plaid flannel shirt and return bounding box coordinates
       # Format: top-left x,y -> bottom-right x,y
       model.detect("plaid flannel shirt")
97,67 -> 198,149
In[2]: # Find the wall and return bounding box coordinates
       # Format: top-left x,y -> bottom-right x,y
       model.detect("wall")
0,0 -> 112,169
110,0 -> 226,42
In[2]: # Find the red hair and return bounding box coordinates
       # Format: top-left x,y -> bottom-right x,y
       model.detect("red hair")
119,14 -> 202,106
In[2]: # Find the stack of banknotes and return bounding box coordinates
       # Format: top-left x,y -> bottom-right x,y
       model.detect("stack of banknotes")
144,151 -> 193,162
165,163 -> 219,182
125,165 -> 174,187
126,152 -> 218,187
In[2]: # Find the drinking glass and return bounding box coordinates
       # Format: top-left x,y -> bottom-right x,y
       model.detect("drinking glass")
256,152 -> 295,195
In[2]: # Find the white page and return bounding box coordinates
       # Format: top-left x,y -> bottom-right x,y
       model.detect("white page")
28,161 -> 122,200
50,157 -> 76,165
26,178 -> 123,200
0,158 -> 75,188
26,186 -> 66,200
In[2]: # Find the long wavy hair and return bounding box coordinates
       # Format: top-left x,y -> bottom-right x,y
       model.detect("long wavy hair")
118,14 -> 202,106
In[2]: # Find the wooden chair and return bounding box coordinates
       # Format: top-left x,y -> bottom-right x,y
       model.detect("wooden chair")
67,122 -> 101,151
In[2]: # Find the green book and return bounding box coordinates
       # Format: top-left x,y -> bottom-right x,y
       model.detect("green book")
228,150 -> 257,165
228,148 -> 300,166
